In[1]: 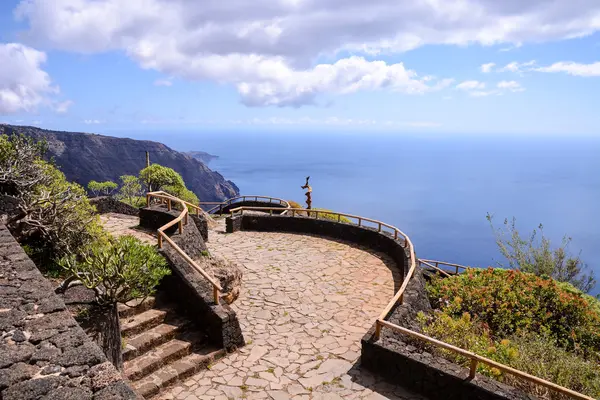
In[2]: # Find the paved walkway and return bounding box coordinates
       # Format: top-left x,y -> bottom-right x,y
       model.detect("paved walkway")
159,221 -> 425,400
99,213 -> 156,244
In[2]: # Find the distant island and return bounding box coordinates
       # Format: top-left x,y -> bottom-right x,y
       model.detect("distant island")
185,151 -> 219,164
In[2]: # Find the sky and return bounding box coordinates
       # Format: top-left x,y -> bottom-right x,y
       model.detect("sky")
1,0 -> 600,135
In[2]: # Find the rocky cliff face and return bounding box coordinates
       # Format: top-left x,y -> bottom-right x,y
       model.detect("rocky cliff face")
0,124 -> 239,202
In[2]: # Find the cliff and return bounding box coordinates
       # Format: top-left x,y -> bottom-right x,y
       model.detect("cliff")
0,124 -> 239,202
184,151 -> 218,164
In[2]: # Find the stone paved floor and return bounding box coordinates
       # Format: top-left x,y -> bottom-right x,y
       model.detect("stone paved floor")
99,213 -> 156,244
158,220 -> 426,400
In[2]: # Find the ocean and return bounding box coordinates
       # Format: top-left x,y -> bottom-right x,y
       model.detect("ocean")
113,130 -> 600,295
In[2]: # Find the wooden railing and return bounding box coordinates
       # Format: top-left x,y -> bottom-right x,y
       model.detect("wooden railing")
227,204 -> 594,400
146,191 -> 223,304
200,196 -> 291,215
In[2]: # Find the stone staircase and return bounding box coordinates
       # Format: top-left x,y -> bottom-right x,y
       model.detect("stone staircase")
118,294 -> 225,399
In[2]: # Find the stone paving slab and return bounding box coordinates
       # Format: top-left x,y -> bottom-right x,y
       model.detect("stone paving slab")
158,220 -> 426,400
100,213 -> 156,244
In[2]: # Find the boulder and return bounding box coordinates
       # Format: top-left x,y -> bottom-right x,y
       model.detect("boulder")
200,256 -> 243,304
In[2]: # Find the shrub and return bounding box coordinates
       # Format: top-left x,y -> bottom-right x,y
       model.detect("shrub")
139,164 -> 185,192
487,215 -> 595,293
417,313 -> 600,399
0,134 -> 104,260
308,208 -> 352,224
163,184 -> 199,209
58,235 -> 170,370
87,180 -> 118,197
427,268 -> 600,359
116,175 -> 144,207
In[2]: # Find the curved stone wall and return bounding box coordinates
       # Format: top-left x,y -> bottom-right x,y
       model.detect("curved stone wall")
226,213 -> 409,290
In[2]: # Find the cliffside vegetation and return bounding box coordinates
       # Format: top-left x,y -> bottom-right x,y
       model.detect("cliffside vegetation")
287,200 -> 352,223
0,134 -> 105,265
417,219 -> 600,399
58,236 -> 170,370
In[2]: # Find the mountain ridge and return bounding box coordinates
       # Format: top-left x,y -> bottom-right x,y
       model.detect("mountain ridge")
0,124 -> 239,202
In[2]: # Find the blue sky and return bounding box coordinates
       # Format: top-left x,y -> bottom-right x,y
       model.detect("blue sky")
1,0 -> 600,135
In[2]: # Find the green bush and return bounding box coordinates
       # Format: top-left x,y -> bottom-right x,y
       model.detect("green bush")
139,164 -> 185,192
163,185 -> 199,208
116,175 -> 144,207
308,208 -> 352,224
87,180 -> 118,197
426,268 -> 600,357
0,134 -> 105,262
417,312 -> 600,399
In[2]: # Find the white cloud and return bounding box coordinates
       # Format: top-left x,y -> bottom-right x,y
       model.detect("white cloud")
54,99 -> 73,113
0,43 -> 58,114
456,80 -> 486,91
480,63 -> 495,73
497,80 -> 524,92
154,78 -> 173,86
535,61 -> 600,77
14,0 -> 600,107
83,119 -> 102,124
498,60 -> 536,74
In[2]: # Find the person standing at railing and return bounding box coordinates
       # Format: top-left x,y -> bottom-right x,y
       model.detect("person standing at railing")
301,176 -> 312,209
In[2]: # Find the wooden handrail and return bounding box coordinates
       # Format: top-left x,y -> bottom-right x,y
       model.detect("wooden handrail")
418,260 -> 451,277
226,204 -> 593,400
375,320 -> 595,400
146,191 -> 221,304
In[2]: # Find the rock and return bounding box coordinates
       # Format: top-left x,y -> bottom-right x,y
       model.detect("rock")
201,256 -> 243,304
43,386 -> 93,400
0,362 -> 39,390
1,375 -> 65,400
93,381 -> 138,400
55,342 -> 105,367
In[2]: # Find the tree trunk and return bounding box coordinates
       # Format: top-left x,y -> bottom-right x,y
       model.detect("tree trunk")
98,302 -> 123,371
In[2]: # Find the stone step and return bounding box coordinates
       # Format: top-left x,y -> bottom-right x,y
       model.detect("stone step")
132,347 -> 226,399
121,309 -> 168,338
124,334 -> 203,381
122,319 -> 190,362
118,297 -> 156,319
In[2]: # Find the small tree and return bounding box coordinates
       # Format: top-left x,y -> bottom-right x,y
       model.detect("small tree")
139,164 -> 185,192
87,180 -> 118,197
58,235 -> 170,370
487,214 -> 596,293
0,134 -> 103,260
116,175 -> 143,206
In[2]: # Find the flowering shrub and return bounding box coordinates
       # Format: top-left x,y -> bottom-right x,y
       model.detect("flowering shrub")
426,268 -> 600,358
417,311 -> 600,399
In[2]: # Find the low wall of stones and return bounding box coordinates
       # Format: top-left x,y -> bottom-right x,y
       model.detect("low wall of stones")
361,268 -> 530,400
90,196 -> 140,216
0,224 -> 138,400
212,201 -> 287,215
139,206 -> 244,351
226,214 -> 408,283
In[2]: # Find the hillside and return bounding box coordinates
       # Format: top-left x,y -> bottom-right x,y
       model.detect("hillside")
0,124 -> 239,202
184,151 -> 218,164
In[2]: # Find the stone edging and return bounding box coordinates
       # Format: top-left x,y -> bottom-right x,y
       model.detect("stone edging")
0,224 -> 138,400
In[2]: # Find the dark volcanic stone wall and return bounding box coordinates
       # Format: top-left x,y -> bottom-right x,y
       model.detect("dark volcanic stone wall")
0,224 -> 138,400
90,196 -> 140,216
139,206 -> 244,351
